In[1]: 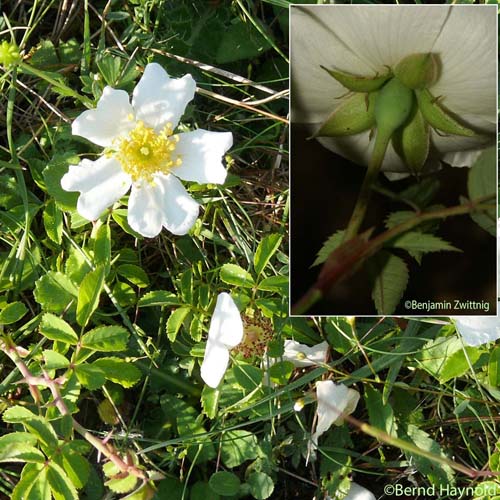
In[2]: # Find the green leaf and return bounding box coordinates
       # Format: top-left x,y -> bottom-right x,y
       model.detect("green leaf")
254,234 -> 282,276
388,231 -> 460,254
116,264 -> 150,288
138,290 -> 181,307
488,346 -> 500,387
43,350 -> 70,370
365,386 -> 398,438
92,357 -> 141,388
233,364 -> 263,392
268,361 -> 294,385
112,281 -> 136,308
0,434 -> 44,463
3,408 -> 58,449
216,18 -> 272,64
40,313 -> 78,345
166,307 -> 191,343
0,301 -> 28,325
42,159 -> 79,211
370,251 -> 409,315
209,471 -> 241,496
190,481 -> 221,500
34,271 -> 78,313
438,346 -> 481,383
468,146 -> 496,236
220,431 -> 260,468
43,199 -> 63,244
403,424 -> 455,486
414,336 -> 479,383
201,385 -> 220,419
75,364 -> 106,390
81,325 -> 129,352
257,275 -> 288,295
247,472 -> 274,500
312,230 -> 345,267
76,265 -> 105,327
61,449 -> 90,489
93,223 -> 111,272
96,53 -> 122,86
111,209 -> 143,238
11,463 -> 49,500
47,462 -> 78,500
220,264 -> 254,288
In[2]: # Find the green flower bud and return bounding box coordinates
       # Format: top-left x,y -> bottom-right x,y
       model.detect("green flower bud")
394,53 -> 438,90
321,65 -> 392,92
314,91 -> 377,138
392,104 -> 429,174
0,40 -> 21,67
416,88 -> 477,137
374,77 -> 414,137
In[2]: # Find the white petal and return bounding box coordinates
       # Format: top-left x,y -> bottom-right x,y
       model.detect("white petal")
61,156 -> 131,220
200,341 -> 230,389
208,293 -> 244,348
344,483 -> 376,500
157,174 -> 200,235
127,181 -> 165,238
281,340 -> 329,367
453,317 -> 500,347
312,381 -> 359,445
72,87 -> 135,147
174,130 -> 233,184
291,5 -> 450,125
431,6 -> 497,120
127,175 -> 200,237
200,293 -> 243,388
132,63 -> 196,131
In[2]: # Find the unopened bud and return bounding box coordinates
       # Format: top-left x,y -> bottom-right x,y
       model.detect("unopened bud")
0,40 -> 21,67
394,53 -> 438,90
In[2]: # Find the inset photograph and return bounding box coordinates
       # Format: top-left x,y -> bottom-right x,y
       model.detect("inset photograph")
290,4 -> 498,316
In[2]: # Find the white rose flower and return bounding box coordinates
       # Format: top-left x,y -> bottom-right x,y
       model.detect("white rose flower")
62,63 -> 233,237
453,317 -> 500,347
200,293 -> 243,388
291,5 -> 496,176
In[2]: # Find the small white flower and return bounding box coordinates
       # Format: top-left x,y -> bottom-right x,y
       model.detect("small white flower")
453,317 -> 500,347
312,380 -> 360,447
280,339 -> 329,367
200,293 -> 243,388
291,5 -> 496,176
61,63 -> 233,237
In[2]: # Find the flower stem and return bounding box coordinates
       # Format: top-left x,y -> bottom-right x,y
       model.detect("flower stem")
343,129 -> 391,243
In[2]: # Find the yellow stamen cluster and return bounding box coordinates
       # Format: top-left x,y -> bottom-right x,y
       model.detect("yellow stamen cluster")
233,312 -> 273,359
114,120 -> 182,182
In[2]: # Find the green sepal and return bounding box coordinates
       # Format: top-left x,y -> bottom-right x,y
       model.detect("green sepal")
321,65 -> 392,92
314,91 -> 377,138
416,88 -> 477,137
394,53 -> 438,90
392,105 -> 430,174
374,77 -> 414,137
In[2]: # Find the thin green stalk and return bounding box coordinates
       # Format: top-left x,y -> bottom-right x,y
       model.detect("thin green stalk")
343,129 -> 391,242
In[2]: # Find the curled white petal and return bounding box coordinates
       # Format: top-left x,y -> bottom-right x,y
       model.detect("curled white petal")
132,62 -> 196,131
72,87 -> 135,147
61,157 -> 131,220
453,317 -> 500,347
174,129 -> 233,184
200,293 -> 244,388
312,381 -> 360,447
127,175 -> 199,238
281,340 -> 329,367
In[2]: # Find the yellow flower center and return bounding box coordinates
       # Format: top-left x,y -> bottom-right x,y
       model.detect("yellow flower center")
114,120 -> 182,182
233,314 -> 273,359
